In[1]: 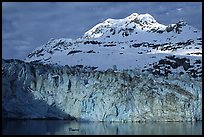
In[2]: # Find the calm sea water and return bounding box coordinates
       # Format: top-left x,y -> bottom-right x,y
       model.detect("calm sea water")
2,119 -> 202,135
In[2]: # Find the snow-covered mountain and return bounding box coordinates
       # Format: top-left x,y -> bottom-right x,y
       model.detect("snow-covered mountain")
25,13 -> 202,78
2,13 -> 202,121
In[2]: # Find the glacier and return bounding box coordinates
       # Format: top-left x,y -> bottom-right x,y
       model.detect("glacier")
2,59 -> 202,121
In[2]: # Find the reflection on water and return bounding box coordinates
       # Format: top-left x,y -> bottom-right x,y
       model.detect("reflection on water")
2,119 -> 202,135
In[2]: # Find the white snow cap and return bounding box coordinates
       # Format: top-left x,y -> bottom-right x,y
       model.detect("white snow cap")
126,13 -> 156,23
83,13 -> 161,39
137,13 -> 157,23
125,13 -> 139,20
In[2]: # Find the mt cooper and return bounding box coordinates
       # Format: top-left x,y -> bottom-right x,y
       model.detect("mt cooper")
2,13 -> 202,121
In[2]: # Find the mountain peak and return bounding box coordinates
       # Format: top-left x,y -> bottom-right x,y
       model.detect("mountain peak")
125,13 -> 139,20
126,13 -> 157,24
82,13 -> 201,42
25,12 -> 202,77
83,13 -> 166,40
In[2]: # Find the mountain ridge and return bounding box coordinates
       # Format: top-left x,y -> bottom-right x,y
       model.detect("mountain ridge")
25,13 -> 202,78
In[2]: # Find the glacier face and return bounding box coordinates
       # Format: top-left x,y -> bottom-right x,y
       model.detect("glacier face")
2,59 -> 202,121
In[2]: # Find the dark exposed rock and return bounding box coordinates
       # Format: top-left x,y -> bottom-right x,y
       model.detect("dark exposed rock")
87,50 -> 96,53
67,50 -> 82,55
104,44 -> 116,47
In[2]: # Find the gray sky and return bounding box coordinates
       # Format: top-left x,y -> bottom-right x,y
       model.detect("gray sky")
2,2 -> 202,60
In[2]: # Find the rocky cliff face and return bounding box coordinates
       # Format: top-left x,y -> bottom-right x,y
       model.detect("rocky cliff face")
2,59 -> 202,121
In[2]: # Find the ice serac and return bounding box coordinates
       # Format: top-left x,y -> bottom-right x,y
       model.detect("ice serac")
2,59 -> 202,121
2,13 -> 202,121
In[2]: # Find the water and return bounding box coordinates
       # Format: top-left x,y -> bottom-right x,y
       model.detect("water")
2,119 -> 202,135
